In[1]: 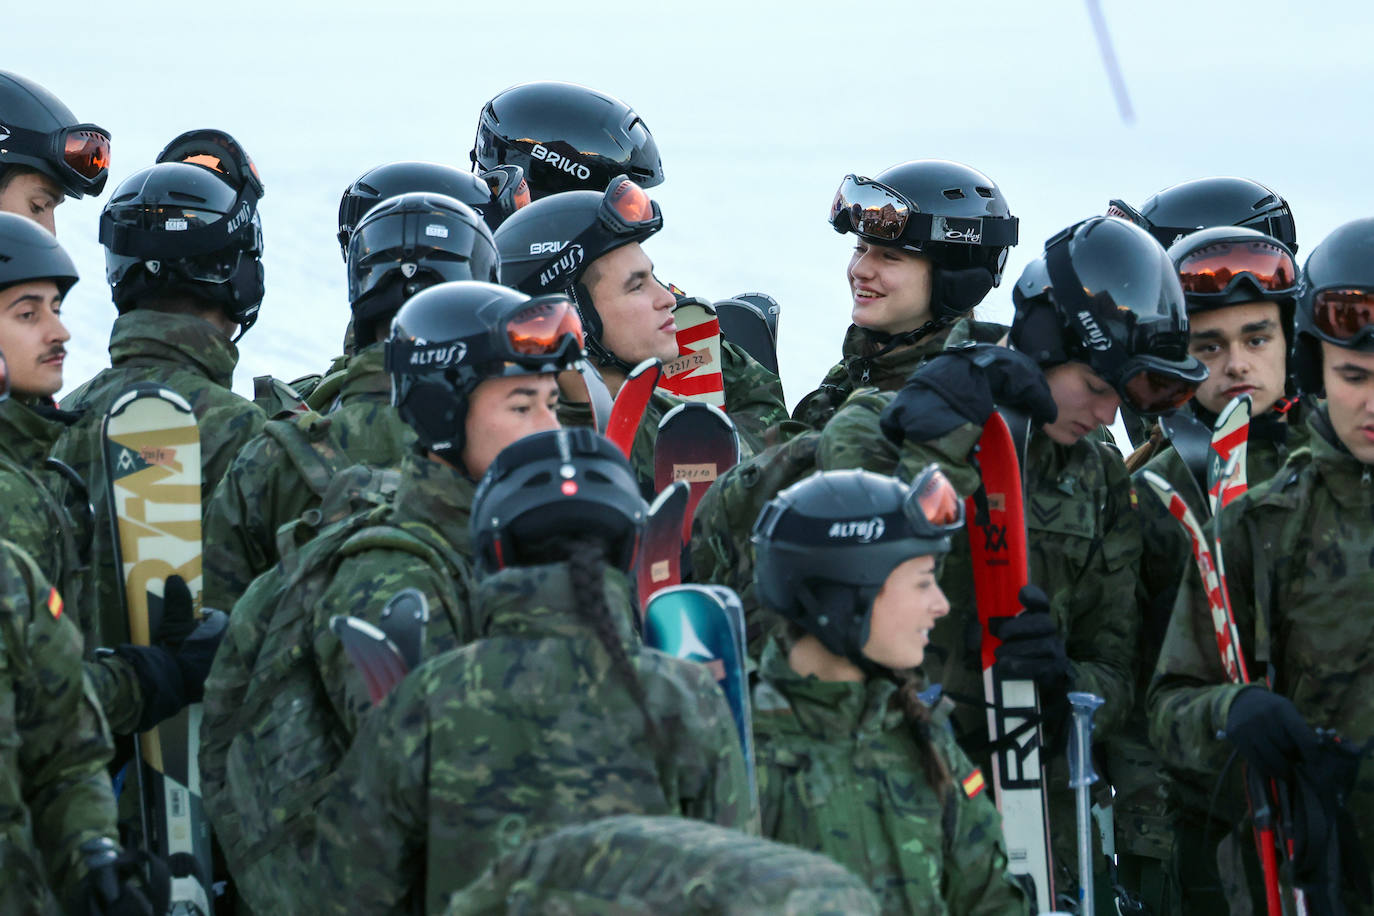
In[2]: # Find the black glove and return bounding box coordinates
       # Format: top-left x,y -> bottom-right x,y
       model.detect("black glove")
879,345 -> 1057,446
1222,687 -> 1319,784
69,838 -> 169,916
152,574 -> 197,647
173,607 -> 227,703
1290,733 -> 1373,907
992,586 -> 1072,755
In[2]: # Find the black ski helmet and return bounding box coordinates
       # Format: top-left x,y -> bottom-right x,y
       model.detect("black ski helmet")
0,211 -> 79,296
1110,176 -> 1297,255
100,155 -> 264,335
1011,216 -> 1207,416
828,159 -> 1019,321
347,192 -> 501,346
471,427 -> 646,576
493,176 -> 662,370
752,466 -> 963,668
472,81 -> 664,200
386,280 -> 586,471
0,70 -> 111,198
336,160 -> 528,258
1293,217 -> 1374,396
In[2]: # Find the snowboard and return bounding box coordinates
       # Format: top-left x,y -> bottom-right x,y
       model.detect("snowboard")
714,298 -> 778,375
607,358 -> 662,458
653,402 -> 739,546
658,298 -> 725,406
731,291 -> 780,343
103,383 -> 214,915
642,584 -> 756,799
636,481 -> 690,617
966,411 -> 1054,911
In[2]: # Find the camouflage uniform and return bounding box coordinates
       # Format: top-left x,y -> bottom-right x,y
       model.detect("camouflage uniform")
1148,408 -> 1374,907
445,814 -> 882,916
690,317 -> 1005,652
558,341 -> 788,495
0,397 -> 145,734
311,561 -> 754,915
792,318 -> 1008,429
751,635 -> 1030,916
52,310 -> 265,643
202,343 -> 414,611
202,451 -> 477,910
1113,399 -> 1312,909
0,539 -> 120,914
815,389 -> 1141,893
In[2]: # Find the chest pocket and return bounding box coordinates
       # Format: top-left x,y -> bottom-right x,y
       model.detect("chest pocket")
1027,488 -> 1101,580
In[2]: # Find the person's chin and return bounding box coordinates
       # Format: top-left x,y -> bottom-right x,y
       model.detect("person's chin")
1043,419 -> 1088,446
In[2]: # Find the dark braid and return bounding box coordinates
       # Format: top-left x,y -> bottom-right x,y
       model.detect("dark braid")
522,535 -> 663,751
893,673 -> 953,802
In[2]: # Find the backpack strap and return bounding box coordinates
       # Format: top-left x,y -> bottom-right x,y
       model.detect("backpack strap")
261,415 -> 345,500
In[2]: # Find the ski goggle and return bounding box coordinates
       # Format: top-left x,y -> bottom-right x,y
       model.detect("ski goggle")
387,293 -> 586,377
1105,199 -> 1147,228
0,122 -> 111,196
829,174 -> 1018,250
157,128 -> 264,200
1176,239 -> 1298,296
599,175 -> 660,234
1310,288 -> 1374,345
505,295 -> 585,359
1119,364 -> 1203,415
907,465 -> 965,534
527,176 -> 662,294
481,165 -> 532,219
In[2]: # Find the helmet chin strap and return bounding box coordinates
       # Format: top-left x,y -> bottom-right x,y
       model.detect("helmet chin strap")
797,584 -> 888,678
571,282 -> 636,375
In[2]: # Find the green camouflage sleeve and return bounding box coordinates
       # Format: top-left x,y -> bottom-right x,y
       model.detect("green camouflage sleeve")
311,552 -> 472,741
935,730 -> 1033,916
1147,500 -> 1254,777
2,545 -> 118,899
312,672 -> 429,915
202,433 -> 297,612
81,654 -> 145,736
196,400 -> 267,510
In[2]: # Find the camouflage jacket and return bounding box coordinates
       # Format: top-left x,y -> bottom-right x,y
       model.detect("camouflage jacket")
202,343 -> 414,611
1111,399 -> 1312,856
558,340 -> 788,497
444,814 -> 882,916
816,392 -> 1141,885
311,561 -> 754,915
792,317 -> 1008,429
1148,409 -> 1374,854
0,398 -> 144,734
752,637 -> 1030,916
53,310 -> 265,643
0,540 -> 119,914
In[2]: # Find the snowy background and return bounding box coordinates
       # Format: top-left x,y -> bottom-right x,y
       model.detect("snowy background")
9,0 -> 1373,428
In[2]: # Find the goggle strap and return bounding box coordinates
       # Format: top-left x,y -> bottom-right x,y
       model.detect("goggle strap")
99,185 -> 261,260
1044,235 -> 1127,379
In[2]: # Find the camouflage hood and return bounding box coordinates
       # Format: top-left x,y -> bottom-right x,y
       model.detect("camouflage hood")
753,635 -> 902,738
475,561 -> 637,647
392,450 -> 476,556
0,397 -> 67,469
105,309 -> 239,390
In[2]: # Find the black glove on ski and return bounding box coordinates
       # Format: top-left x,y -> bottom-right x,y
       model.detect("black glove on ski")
152,574 -> 197,646
992,586 -> 1072,754
879,345 -> 1057,446
172,608 -> 228,704
68,838 -> 169,916
1222,687 -> 1319,784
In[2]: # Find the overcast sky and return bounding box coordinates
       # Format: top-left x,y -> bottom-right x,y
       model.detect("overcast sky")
10,0 -> 1372,419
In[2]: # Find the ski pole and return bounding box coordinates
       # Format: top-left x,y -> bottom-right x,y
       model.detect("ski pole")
1068,691 -> 1105,914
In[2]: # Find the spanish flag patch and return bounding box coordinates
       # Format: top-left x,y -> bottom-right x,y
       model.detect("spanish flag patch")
961,768 -> 986,799
46,587 -> 63,620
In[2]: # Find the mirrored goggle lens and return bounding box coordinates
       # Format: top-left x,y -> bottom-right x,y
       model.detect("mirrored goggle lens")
606,178 -> 655,225
1123,368 -> 1200,415
506,297 -> 585,356
1312,289 -> 1374,341
1177,240 -> 1297,294
829,175 -> 909,241
63,129 -> 111,180
911,465 -> 964,529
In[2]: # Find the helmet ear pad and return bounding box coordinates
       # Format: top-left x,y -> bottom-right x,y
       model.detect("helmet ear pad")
1010,296 -> 1070,368
931,265 -> 995,321
793,580 -> 879,668
396,376 -> 471,469
1292,333 -> 1325,397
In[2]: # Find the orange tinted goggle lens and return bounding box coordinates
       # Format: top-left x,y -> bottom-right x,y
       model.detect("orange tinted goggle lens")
607,179 -> 654,224
1312,289 -> 1374,341
1124,370 -> 1199,414
507,299 -> 585,355
64,130 -> 111,179
915,468 -> 962,526
1177,240 -> 1297,294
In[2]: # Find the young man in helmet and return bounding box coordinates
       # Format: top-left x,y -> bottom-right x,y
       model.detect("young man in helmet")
792,159 -> 1020,429
494,176 -> 787,488
0,70 -> 110,234
51,136 -> 265,682
201,281 -> 585,912
201,192 -> 500,613
1116,225 -> 1306,914
1150,217 -> 1374,914
818,216 -> 1205,903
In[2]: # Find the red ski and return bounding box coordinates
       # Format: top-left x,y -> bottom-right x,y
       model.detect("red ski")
636,481 -> 690,617
653,402 -> 739,546
607,358 -> 662,458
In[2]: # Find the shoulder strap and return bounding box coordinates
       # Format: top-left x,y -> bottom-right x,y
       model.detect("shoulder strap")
261,415 -> 342,499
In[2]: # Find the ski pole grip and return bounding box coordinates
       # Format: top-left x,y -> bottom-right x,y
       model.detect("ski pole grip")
1067,691 -> 1105,789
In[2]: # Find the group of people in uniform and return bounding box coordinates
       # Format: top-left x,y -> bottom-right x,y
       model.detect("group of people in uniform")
2,66 -> 1372,916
